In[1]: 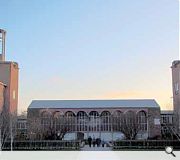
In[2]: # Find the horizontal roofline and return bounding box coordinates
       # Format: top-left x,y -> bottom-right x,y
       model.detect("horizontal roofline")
28,99 -> 160,109
161,110 -> 174,114
30,98 -> 156,101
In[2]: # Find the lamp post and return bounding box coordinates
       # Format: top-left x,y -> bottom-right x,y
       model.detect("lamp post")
147,113 -> 151,139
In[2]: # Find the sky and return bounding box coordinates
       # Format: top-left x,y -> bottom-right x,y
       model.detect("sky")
0,0 -> 178,113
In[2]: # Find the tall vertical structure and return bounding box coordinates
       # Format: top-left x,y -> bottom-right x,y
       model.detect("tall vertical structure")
0,29 -> 6,61
0,29 -> 19,115
171,60 -> 180,133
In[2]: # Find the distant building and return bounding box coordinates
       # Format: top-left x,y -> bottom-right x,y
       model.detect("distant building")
161,110 -> 175,139
171,60 -> 180,133
0,29 -> 19,144
16,115 -> 27,139
0,61 -> 19,114
0,29 -> 19,115
0,81 -> 6,112
27,99 -> 161,141
161,110 -> 174,125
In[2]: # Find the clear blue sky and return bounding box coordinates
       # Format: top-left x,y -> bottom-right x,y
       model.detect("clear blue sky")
0,0 -> 178,113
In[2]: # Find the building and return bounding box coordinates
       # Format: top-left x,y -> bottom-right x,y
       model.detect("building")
27,99 -> 161,141
16,115 -> 27,139
161,110 -> 175,139
0,81 -> 6,112
161,110 -> 174,125
0,61 -> 19,114
0,29 -> 19,146
0,29 -> 19,115
171,60 -> 180,133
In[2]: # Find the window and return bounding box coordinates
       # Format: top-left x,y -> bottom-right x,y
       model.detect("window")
137,111 -> 147,131
64,111 -> 76,131
41,111 -> 51,131
175,82 -> 179,95
54,111 -> 64,132
113,111 -> 123,131
89,111 -> 99,132
13,90 -> 16,99
101,111 -> 111,131
77,111 -> 88,131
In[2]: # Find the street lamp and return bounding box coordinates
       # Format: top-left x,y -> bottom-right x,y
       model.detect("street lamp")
147,113 -> 151,139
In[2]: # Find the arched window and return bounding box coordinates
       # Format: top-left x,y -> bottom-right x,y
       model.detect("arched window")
113,111 -> 123,131
77,111 -> 88,131
137,111 -> 147,131
64,111 -> 76,132
123,111 -> 136,128
41,111 -> 51,131
101,111 -> 111,131
89,111 -> 99,132
53,111 -> 64,132
121,111 -> 139,140
65,111 -> 75,117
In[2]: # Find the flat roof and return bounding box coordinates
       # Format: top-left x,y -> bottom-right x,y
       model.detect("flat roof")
28,99 -> 160,109
161,110 -> 174,114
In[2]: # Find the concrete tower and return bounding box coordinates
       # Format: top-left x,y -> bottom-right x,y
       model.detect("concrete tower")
0,29 -> 19,115
0,29 -> 6,61
171,60 -> 180,133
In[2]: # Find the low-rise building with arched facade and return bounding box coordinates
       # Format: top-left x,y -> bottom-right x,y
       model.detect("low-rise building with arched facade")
27,99 -> 161,141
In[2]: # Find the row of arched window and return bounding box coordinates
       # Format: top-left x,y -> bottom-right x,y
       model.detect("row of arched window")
40,110 -> 147,132
41,110 -> 146,116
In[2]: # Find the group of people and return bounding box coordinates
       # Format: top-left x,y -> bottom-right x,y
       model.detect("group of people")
87,136 -> 105,147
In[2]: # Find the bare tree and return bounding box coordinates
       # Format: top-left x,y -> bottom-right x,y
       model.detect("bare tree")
15,112 -> 27,140
161,113 -> 180,140
120,111 -> 140,140
28,114 -> 71,140
44,115 -> 71,140
27,117 -> 42,140
0,110 -> 9,150
0,110 -> 16,150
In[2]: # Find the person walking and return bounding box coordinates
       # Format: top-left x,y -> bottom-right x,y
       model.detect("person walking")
96,138 -> 99,147
88,136 -> 92,147
92,137 -> 96,147
102,139 -> 105,147
98,138 -> 101,147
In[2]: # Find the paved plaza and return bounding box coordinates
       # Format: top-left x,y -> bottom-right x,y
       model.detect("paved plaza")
81,145 -> 112,151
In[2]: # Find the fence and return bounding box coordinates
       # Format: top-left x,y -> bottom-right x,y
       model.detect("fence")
113,140 -> 180,150
2,140 -> 81,150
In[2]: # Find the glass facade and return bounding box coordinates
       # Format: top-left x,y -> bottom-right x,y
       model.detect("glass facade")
40,110 -> 148,134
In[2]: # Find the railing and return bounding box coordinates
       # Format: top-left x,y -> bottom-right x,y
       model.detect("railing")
2,140 -> 81,150
113,140 -> 180,150
3,140 -> 180,150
